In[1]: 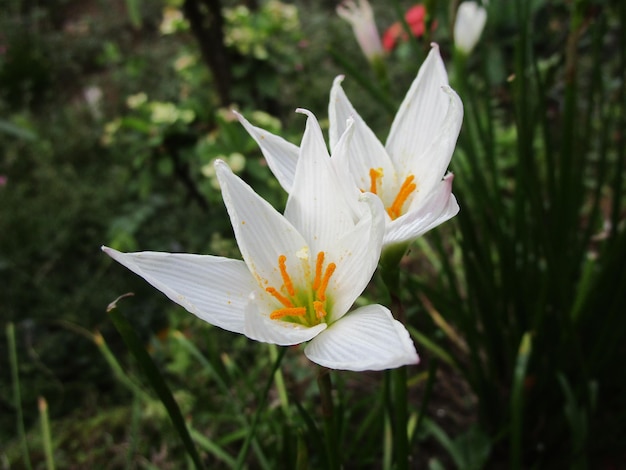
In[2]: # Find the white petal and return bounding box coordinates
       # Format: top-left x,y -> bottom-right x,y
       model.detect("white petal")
215,161 -> 308,291
328,75 -> 384,155
385,44 -> 451,173
325,118 -> 365,219
304,304 -> 419,371
102,247 -> 254,334
244,295 -> 327,346
234,111 -> 299,193
384,173 -> 459,246
325,193 -> 385,321
405,86 -> 464,200
332,110 -> 396,197
284,109 -> 355,253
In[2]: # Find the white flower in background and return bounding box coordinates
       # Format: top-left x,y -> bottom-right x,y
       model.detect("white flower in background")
103,111 -> 418,371
237,44 -> 463,249
454,1 -> 487,55
336,0 -> 384,64
83,86 -> 103,119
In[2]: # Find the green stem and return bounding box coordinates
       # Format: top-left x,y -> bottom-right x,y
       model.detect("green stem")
393,366 -> 409,470
317,368 -> 339,470
269,344 -> 291,421
7,322 -> 33,470
380,244 -> 411,468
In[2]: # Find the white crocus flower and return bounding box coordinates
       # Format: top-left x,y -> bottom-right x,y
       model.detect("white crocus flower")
336,0 -> 384,64
102,111 -> 418,371
454,1 -> 487,55
236,44 -> 463,249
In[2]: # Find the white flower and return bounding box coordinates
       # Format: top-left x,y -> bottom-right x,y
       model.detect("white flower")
236,44 -> 463,248
454,1 -> 487,55
103,111 -> 418,371
336,0 -> 384,63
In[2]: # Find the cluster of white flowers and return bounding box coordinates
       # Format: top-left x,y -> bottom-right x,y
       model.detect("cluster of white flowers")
103,44 -> 463,372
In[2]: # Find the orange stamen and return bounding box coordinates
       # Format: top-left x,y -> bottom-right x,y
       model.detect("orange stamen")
387,175 -> 417,220
369,168 -> 383,194
316,263 -> 336,301
270,307 -> 307,320
278,255 -> 295,296
313,300 -> 327,319
266,287 -> 293,308
312,252 -> 325,291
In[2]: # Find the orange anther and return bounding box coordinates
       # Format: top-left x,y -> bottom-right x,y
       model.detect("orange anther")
266,287 -> 294,308
316,263 -> 336,301
369,167 -> 383,194
278,255 -> 295,296
312,251 -> 325,291
313,301 -> 327,318
270,307 -> 307,320
387,175 -> 417,220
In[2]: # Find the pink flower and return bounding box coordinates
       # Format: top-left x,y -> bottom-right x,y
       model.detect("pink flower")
383,4 -> 431,52
0,175 -> 7,186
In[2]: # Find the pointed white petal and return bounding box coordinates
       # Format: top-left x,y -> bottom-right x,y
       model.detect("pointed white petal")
215,160 -> 309,291
326,118 -> 364,219
304,304 -> 419,371
405,86 -> 464,199
244,295 -> 327,345
284,109 -> 355,253
332,111 -> 396,197
235,111 -> 299,193
384,173 -> 459,246
102,247 -> 254,334
325,193 -> 386,321
385,44 -> 452,172
328,75 -> 383,155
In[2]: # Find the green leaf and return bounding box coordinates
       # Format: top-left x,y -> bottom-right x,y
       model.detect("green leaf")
106,294 -> 204,469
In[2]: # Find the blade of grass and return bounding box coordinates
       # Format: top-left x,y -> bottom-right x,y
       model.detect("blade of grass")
7,322 -> 33,470
38,397 -> 55,470
189,428 -> 236,468
234,345 -> 287,468
106,294 -> 204,470
172,331 -> 270,468
510,332 -> 532,470
93,331 -> 152,402
126,394 -> 142,469
407,326 -> 458,371
421,417 -> 464,468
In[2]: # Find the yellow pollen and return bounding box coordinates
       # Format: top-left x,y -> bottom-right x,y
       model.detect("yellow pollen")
278,254 -> 295,296
316,263 -> 336,301
369,167 -> 383,194
270,307 -> 307,320
268,252 -> 337,324
266,287 -> 293,308
313,300 -> 327,318
312,251 -> 325,291
387,175 -> 417,220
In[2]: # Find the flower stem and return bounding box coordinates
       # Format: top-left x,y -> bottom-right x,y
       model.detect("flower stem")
317,367 -> 339,470
393,365 -> 409,469
380,243 -> 411,468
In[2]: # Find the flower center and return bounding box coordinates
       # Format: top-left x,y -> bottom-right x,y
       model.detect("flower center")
265,252 -> 336,327
367,167 -> 417,220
